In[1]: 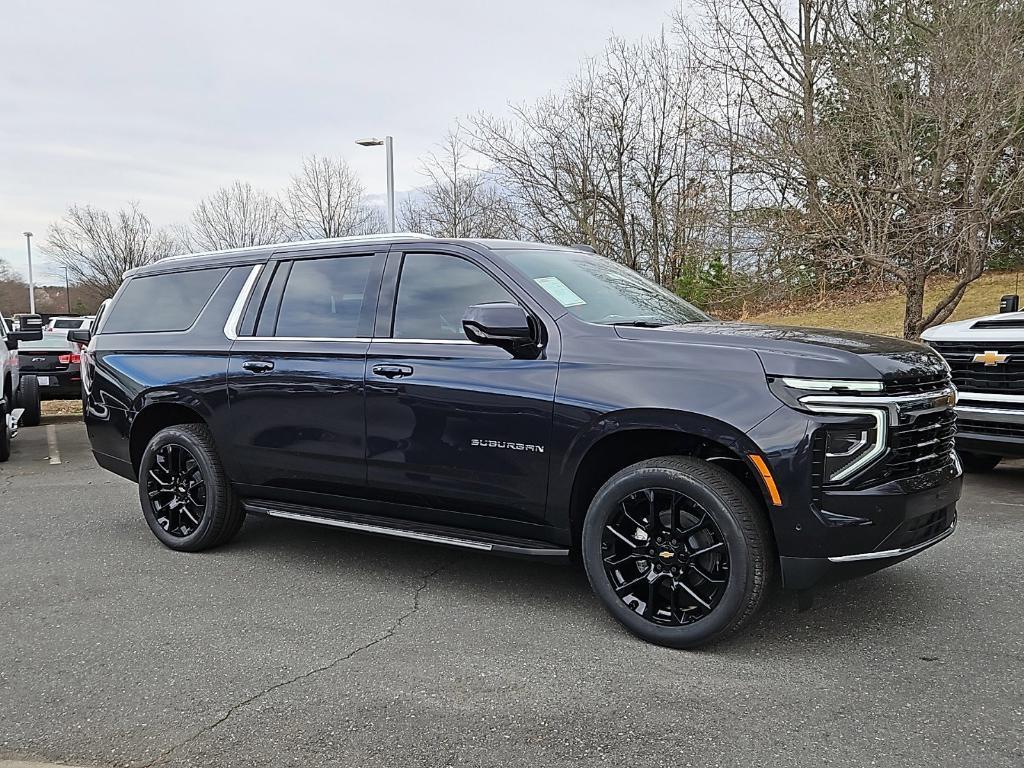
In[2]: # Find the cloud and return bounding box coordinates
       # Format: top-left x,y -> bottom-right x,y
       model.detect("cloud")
0,0 -> 674,278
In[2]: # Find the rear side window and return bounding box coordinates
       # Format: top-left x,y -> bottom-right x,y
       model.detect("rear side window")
274,255 -> 376,338
103,268 -> 229,333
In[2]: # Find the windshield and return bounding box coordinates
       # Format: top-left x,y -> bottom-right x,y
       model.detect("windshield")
498,248 -> 709,326
51,319 -> 82,329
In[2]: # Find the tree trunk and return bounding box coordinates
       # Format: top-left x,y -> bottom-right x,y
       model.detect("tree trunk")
903,271 -> 926,340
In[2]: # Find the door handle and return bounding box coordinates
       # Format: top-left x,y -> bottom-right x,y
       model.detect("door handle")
241,360 -> 275,374
372,364 -> 414,379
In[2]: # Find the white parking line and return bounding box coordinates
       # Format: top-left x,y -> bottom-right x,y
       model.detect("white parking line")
46,424 -> 61,465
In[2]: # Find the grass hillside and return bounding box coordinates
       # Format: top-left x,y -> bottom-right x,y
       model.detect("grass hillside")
746,270 -> 1023,336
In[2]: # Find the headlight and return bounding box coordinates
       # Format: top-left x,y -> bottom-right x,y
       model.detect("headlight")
821,420 -> 883,482
770,377 -> 889,483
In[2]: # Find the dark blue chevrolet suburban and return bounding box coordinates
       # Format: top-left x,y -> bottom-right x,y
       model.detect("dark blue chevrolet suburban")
73,234 -> 961,647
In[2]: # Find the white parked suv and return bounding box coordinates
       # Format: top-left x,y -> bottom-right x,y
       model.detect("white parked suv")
922,300 -> 1024,471
0,311 -> 44,461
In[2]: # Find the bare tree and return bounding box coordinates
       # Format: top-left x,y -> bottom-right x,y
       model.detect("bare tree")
44,202 -> 177,298
470,35 -> 721,289
188,181 -> 287,251
400,129 -> 519,238
799,0 -> 1024,337
285,155 -> 381,238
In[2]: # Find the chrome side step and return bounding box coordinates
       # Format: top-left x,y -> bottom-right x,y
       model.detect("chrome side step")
243,501 -> 570,558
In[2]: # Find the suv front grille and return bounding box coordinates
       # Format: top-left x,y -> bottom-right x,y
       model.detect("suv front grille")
929,341 -> 1024,395
883,409 -> 958,481
884,373 -> 951,396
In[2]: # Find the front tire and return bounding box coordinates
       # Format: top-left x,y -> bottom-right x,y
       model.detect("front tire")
582,456 -> 774,649
16,375 -> 41,427
958,450 -> 1001,473
138,424 -> 244,551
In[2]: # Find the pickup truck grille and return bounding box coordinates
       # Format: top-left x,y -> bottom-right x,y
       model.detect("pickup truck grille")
956,418 -> 1024,439
883,409 -> 958,482
928,341 -> 1024,395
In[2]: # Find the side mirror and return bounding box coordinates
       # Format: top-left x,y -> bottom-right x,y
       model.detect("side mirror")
7,329 -> 43,350
68,329 -> 92,345
462,302 -> 538,358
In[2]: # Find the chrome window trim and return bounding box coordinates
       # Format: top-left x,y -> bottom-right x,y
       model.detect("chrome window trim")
828,522 -> 955,562
224,261 -> 480,345
229,336 -> 476,344
223,264 -> 264,341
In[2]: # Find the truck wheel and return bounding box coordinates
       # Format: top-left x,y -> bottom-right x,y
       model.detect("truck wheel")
958,450 -> 1001,473
581,456 -> 774,649
16,375 -> 41,427
138,424 -> 244,552
0,400 -> 10,462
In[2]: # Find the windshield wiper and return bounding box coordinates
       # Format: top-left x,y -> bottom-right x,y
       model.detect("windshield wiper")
610,320 -> 671,328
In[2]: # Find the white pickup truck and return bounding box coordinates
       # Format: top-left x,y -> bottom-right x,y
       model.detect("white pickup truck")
922,297 -> 1024,471
0,311 -> 44,461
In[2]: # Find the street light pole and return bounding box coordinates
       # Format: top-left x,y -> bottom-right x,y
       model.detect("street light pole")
23,231 -> 35,314
64,267 -> 71,313
355,136 -> 396,233
384,136 -> 395,233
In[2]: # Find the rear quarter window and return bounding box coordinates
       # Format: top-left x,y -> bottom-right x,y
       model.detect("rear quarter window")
102,268 -> 229,334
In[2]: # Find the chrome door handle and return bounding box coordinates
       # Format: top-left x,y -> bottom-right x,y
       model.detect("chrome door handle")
242,360 -> 274,373
372,364 -> 414,379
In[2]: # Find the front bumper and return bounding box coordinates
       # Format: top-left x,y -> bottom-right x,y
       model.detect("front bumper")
779,468 -> 961,590
750,402 -> 962,592
780,506 -> 957,590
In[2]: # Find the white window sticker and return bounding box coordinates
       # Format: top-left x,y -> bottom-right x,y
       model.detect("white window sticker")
534,276 -> 586,307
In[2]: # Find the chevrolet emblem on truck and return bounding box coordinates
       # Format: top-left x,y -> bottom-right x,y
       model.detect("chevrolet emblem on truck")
972,350 -> 1010,366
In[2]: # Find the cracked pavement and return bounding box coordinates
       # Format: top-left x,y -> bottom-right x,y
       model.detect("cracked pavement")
1,420 -> 1022,767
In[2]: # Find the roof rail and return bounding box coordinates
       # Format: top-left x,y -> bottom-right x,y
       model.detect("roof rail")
158,232 -> 434,264
124,232 -> 434,278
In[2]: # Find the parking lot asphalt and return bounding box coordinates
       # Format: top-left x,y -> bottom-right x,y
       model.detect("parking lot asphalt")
0,419 -> 1021,768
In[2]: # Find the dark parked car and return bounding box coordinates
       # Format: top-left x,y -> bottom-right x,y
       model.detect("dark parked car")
76,234 -> 961,647
18,331 -> 83,399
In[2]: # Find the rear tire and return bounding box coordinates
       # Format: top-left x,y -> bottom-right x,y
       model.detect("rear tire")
581,456 -> 774,649
138,424 -> 244,551
958,450 -> 1001,473
16,375 -> 41,427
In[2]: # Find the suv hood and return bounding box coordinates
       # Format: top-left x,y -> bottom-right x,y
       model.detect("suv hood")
614,322 -> 947,382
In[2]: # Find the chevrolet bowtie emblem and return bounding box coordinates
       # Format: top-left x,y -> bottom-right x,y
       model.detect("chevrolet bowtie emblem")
658,551 -> 674,559
973,350 -> 1010,366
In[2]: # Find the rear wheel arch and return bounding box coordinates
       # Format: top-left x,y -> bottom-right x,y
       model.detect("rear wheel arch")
565,420 -> 775,551
129,402 -> 208,475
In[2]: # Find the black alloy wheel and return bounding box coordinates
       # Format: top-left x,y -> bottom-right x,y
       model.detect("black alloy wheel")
601,488 -> 730,626
146,443 -> 208,538
582,456 -> 773,648
138,424 -> 244,551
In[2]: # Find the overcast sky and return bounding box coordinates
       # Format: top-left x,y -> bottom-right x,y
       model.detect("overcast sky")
0,0 -> 679,283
